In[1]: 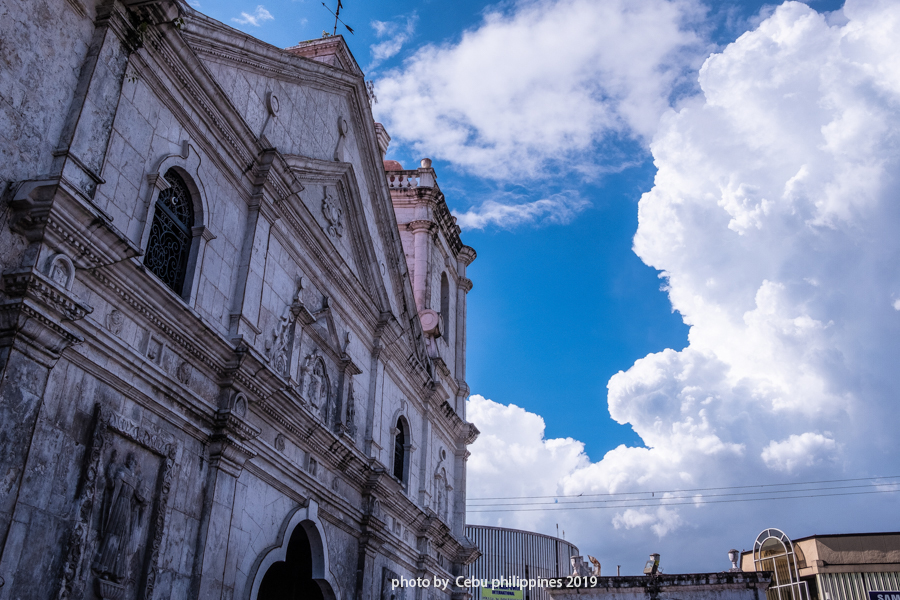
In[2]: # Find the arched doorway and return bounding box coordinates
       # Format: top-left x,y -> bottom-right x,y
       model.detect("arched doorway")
258,524 -> 327,600
247,501 -> 339,600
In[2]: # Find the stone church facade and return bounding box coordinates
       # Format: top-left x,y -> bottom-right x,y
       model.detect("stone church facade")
0,0 -> 479,599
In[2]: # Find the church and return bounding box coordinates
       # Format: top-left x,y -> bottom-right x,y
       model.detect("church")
0,0 -> 480,598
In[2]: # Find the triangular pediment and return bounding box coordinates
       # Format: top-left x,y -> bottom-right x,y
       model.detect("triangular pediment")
311,297 -> 342,353
281,155 -> 387,308
178,9 -> 426,368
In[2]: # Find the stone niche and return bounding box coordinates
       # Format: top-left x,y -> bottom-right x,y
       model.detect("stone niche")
58,405 -> 177,600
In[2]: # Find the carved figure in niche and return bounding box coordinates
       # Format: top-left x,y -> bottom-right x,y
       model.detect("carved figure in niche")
322,190 -> 344,238
275,434 -> 286,452
434,469 -> 449,521
345,382 -> 356,435
46,253 -> 75,290
51,260 -> 70,287
94,451 -> 147,584
308,360 -> 328,410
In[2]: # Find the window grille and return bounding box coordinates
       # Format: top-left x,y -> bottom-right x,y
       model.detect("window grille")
144,169 -> 194,294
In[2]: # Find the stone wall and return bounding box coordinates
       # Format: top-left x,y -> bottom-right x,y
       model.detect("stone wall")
0,0 -> 479,598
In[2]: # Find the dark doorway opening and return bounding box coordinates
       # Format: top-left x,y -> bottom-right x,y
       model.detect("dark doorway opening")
257,524 -> 326,600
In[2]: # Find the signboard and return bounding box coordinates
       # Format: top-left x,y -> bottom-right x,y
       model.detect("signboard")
868,592 -> 900,600
480,587 -> 524,600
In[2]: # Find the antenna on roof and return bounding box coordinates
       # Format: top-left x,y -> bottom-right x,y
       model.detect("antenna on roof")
321,1 -> 354,37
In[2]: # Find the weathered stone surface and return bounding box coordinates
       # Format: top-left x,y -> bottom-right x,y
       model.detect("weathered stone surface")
0,1 -> 478,599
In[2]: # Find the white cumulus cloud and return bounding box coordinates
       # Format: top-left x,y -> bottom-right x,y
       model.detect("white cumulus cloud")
232,5 -> 274,27
453,191 -> 590,230
374,0 -> 707,179
466,395 -> 589,512
467,0 -> 900,572
761,433 -> 839,472
368,14 -> 418,71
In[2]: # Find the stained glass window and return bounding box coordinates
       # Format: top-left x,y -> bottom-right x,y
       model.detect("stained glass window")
144,169 -> 194,295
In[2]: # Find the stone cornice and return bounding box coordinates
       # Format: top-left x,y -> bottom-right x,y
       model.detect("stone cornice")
407,220 -> 436,235
458,245 -> 477,266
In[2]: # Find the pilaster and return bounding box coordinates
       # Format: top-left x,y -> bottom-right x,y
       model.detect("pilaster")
191,397 -> 259,600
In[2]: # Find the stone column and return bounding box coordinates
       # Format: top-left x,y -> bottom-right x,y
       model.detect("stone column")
53,1 -> 179,198
228,148 -> 278,341
0,270 -> 91,564
408,221 -> 434,312
454,245 -> 475,418
417,393 -> 433,507
355,495 -> 386,600
364,334 -> 385,460
190,394 -> 259,600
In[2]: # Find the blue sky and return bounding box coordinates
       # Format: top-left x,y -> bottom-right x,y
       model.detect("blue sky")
199,0 -> 836,457
193,0 -> 900,574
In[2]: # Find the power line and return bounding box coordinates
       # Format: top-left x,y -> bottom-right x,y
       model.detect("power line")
467,475 -> 900,501
467,488 -> 900,513
467,482 -> 897,507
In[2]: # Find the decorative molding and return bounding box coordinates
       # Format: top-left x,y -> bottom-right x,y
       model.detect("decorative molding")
2,269 -> 91,321
333,116 -> 348,162
208,407 -> 260,478
90,269 -> 222,373
322,188 -> 345,238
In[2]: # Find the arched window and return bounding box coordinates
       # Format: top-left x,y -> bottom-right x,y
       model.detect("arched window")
440,272 -> 450,338
393,417 -> 407,483
753,528 -> 809,600
144,168 -> 195,295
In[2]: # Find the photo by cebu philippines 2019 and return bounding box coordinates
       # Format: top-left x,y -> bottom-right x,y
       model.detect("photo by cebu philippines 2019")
1,0 -> 899,598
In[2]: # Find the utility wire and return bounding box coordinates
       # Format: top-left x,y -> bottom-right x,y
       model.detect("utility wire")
468,482 -> 898,507
467,488 -> 900,513
467,475 -> 900,501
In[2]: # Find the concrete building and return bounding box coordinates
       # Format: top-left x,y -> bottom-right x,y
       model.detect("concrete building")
466,525 -> 579,600
0,0 -> 480,599
740,529 -> 900,600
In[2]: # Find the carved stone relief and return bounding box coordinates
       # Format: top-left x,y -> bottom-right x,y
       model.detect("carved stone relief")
322,189 -> 344,238
92,451 -> 148,597
46,253 -> 76,290
274,434 -> 286,452
176,361 -> 191,384
56,405 -> 176,600
344,380 -> 357,437
266,279 -> 307,379
106,309 -> 124,336
266,310 -> 293,378
232,392 -> 248,418
304,355 -> 329,414
143,333 -> 163,365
